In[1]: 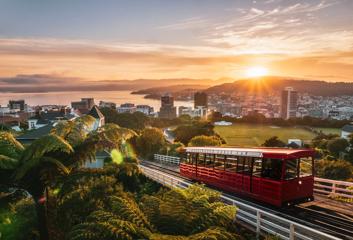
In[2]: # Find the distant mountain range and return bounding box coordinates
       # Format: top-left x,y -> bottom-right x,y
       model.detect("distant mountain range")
2,75 -> 353,97
132,77 -> 353,98
205,77 -> 353,96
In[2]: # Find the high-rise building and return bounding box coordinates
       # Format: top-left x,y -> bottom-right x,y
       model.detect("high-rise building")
194,92 -> 208,108
281,87 -> 298,119
8,100 -> 25,111
159,94 -> 176,119
71,98 -> 95,111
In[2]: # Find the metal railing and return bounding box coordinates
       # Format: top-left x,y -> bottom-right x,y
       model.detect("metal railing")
154,154 -> 181,165
314,177 -> 353,199
153,154 -> 353,200
140,165 -> 340,240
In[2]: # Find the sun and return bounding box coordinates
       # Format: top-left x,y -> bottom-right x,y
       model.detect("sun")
245,66 -> 269,78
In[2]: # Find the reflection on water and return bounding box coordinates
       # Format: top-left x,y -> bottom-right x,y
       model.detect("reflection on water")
0,91 -> 193,110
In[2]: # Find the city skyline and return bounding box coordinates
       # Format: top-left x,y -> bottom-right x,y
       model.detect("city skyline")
1,0 -> 353,89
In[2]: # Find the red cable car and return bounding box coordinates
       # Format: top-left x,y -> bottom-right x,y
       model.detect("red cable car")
180,147 -> 315,207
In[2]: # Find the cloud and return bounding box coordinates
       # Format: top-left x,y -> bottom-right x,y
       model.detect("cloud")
157,17 -> 209,30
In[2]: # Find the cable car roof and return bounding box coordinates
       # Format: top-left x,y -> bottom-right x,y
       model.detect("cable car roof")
185,147 -> 315,159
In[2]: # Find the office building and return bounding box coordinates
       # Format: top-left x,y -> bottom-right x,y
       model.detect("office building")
159,94 -> 176,119
281,87 -> 298,119
8,100 -> 25,111
194,92 -> 208,108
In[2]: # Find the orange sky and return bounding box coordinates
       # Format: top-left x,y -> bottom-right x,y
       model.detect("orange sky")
0,0 -> 353,83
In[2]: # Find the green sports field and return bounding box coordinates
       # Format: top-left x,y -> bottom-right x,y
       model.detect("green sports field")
215,124 -> 316,147
312,127 -> 340,135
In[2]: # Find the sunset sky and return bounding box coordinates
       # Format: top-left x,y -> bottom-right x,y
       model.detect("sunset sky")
1,0 -> 353,87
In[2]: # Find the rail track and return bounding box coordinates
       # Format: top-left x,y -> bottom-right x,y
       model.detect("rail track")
140,160 -> 353,240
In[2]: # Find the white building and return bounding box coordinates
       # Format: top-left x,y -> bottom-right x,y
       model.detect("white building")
136,105 -> 154,115
117,103 -> 136,113
341,124 -> 353,139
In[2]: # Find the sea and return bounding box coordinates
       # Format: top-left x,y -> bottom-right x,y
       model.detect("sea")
0,90 -> 193,110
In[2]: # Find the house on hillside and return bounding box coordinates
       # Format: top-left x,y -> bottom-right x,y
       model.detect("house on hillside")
17,106 -> 108,168
341,124 -> 353,140
88,105 -> 105,130
28,108 -> 76,130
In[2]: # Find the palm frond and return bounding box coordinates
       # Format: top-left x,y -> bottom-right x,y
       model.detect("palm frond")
0,131 -> 24,159
15,134 -> 73,180
0,154 -> 19,169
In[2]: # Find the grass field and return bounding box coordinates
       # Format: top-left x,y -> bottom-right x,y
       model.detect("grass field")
215,124 -> 316,147
312,127 -> 341,135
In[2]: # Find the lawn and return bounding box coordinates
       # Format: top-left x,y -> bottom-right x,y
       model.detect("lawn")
215,124 -> 316,147
312,127 -> 341,135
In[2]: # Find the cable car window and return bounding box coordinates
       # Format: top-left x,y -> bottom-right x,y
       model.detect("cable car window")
225,156 -> 237,172
252,158 -> 262,177
205,154 -> 214,167
214,155 -> 225,170
285,159 -> 299,180
261,158 -> 282,180
237,157 -> 252,175
198,153 -> 206,166
299,157 -> 313,177
191,153 -> 198,165
184,153 -> 192,164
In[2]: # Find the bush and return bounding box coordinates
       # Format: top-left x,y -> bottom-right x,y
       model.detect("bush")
316,159 -> 353,180
188,135 -> 222,147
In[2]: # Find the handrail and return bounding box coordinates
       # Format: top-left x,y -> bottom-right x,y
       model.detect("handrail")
154,154 -> 353,200
140,164 -> 341,240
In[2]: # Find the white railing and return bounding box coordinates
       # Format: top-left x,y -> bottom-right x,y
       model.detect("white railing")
154,154 -> 180,165
314,177 -> 353,199
140,165 -> 341,240
153,154 -> 353,200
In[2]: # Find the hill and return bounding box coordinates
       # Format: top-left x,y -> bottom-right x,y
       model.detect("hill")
205,77 -> 353,96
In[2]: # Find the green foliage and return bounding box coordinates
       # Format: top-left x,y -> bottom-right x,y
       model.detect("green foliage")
140,184 -> 236,236
0,198 -> 37,240
100,107 -> 149,131
262,136 -> 286,147
173,121 -> 215,145
326,138 -> 349,158
135,128 -> 167,160
167,142 -> 185,156
69,184 -> 238,240
57,175 -> 124,231
51,115 -> 96,147
188,135 -> 222,147
0,131 -> 24,160
15,134 -> 73,181
316,159 -> 353,180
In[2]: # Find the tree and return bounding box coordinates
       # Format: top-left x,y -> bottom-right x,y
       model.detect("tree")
0,120 -> 135,239
262,136 -> 286,147
68,184 -> 239,240
315,159 -> 353,180
327,138 -> 349,158
99,107 -> 149,131
188,135 -> 222,147
135,128 -> 166,160
173,121 -> 215,145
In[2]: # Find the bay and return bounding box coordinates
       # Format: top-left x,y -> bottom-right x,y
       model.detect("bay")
0,91 -> 193,111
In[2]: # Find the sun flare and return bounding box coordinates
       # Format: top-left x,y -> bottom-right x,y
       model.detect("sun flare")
245,66 -> 269,78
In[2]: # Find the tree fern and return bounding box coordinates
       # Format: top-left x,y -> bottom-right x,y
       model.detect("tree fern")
110,195 -> 154,231
0,131 -> 24,159
15,134 -> 73,180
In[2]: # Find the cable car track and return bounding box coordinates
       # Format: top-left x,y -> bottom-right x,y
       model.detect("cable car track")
140,161 -> 353,240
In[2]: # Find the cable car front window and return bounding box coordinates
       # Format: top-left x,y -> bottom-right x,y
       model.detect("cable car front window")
285,158 -> 299,180
299,157 -> 313,177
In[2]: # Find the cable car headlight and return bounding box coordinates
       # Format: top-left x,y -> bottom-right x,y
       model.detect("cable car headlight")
298,181 -> 302,185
